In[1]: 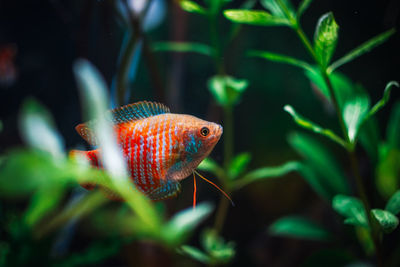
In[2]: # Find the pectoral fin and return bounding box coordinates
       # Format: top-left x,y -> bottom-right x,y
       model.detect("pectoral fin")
147,180 -> 181,201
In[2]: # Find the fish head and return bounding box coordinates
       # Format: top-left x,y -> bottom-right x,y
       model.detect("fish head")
167,115 -> 223,181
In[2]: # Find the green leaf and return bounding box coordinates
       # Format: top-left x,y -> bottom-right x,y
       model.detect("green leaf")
376,147 -> 400,199
201,229 -> 235,264
332,195 -> 368,228
197,157 -> 223,176
19,99 -> 65,158
248,50 -> 313,72
178,245 -> 211,264
223,9 -> 290,26
233,161 -> 300,190
387,101 -> 400,150
208,75 -> 249,106
179,0 -> 208,15
343,88 -> 370,143
328,29 -> 395,72
152,42 -> 214,56
386,190 -> 400,215
163,203 -> 214,245
228,152 -> 251,180
297,163 -> 332,201
358,117 -> 380,163
289,132 -> 350,198
284,105 -> 347,148
371,209 -> 399,233
269,216 -> 333,241
366,81 -> 399,121
314,12 -> 339,68
260,0 -> 296,23
297,0 -> 313,18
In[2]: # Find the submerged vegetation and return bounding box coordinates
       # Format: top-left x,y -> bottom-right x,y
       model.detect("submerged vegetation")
0,0 -> 399,266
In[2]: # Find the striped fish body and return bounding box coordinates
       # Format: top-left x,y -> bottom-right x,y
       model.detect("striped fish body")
71,101 -> 223,200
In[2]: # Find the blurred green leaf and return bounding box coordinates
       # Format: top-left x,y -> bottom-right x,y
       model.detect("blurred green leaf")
305,67 -> 355,109
208,75 -> 248,106
284,105 -> 347,148
269,216 -> 333,241
328,29 -> 395,72
314,12 -> 339,68
201,229 -> 235,264
376,147 -> 400,199
355,226 -> 375,256
365,81 -> 399,121
223,10 -> 290,26
289,132 -> 350,198
19,98 -> 65,158
152,42 -> 214,56
297,164 -> 331,201
228,152 -> 251,180
197,157 -> 223,177
260,0 -> 296,23
248,50 -> 313,72
371,209 -> 399,233
385,190 -> 400,215
204,0 -> 225,14
343,88 -> 370,143
178,245 -> 211,264
387,101 -> 400,150
163,202 -> 214,245
297,0 -> 313,18
233,161 -> 300,190
358,117 -> 380,163
332,195 -> 368,228
179,0 -> 207,15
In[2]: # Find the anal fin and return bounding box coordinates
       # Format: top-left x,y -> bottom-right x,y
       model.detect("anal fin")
147,180 -> 181,201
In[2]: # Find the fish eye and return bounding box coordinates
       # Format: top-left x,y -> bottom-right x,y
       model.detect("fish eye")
200,127 -> 209,137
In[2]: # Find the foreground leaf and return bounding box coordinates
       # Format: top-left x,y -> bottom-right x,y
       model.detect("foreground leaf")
371,209 -> 399,233
269,216 -> 333,241
332,195 -> 368,228
179,245 -> 210,264
233,161 -> 300,190
201,229 -> 235,264
314,12 -> 339,68
152,42 -> 214,56
328,29 -> 395,72
223,9 -> 290,26
284,105 -> 347,148
386,191 -> 400,215
248,50 -> 313,71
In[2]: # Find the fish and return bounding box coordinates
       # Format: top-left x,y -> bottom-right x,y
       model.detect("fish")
0,44 -> 17,87
70,101 -> 229,204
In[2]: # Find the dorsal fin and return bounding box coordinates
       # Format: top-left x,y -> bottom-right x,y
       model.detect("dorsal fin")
109,101 -> 170,124
75,101 -> 170,145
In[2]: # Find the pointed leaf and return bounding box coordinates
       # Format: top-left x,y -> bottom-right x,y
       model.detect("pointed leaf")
284,105 -> 347,148
269,216 -> 333,241
387,102 -> 400,150
248,50 -> 313,71
366,81 -> 399,121
343,90 -> 370,143
179,0 -> 208,15
223,10 -> 290,26
228,152 -> 251,180
329,29 -> 395,72
153,42 -> 214,56
314,12 -> 339,68
178,245 -> 211,264
371,209 -> 399,233
289,132 -> 350,197
386,190 -> 400,215
297,0 -> 313,18
233,161 -> 300,190
332,195 -> 368,228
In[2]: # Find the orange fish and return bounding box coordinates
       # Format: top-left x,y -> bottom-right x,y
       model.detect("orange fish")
71,101 -> 230,204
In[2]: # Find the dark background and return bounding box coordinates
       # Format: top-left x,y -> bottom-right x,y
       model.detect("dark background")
0,0 -> 399,266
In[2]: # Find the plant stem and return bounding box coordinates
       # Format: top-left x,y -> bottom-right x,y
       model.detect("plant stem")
293,22 -> 383,266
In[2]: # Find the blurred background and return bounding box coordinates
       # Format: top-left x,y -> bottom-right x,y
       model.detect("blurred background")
0,0 -> 399,266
